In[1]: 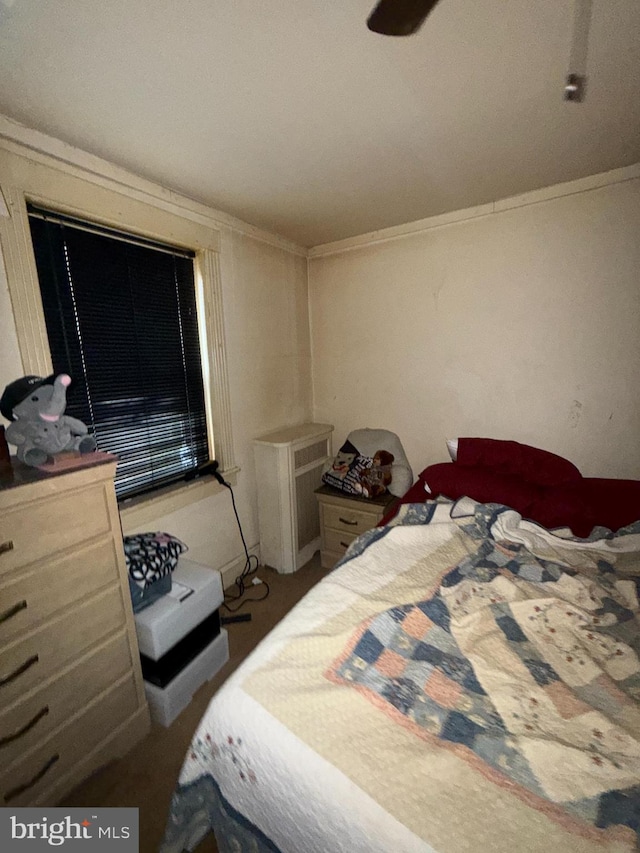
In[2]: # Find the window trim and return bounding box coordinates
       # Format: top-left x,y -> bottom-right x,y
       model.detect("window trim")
0,148 -> 237,518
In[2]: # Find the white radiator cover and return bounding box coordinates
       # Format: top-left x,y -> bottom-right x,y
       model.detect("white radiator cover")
253,423 -> 333,573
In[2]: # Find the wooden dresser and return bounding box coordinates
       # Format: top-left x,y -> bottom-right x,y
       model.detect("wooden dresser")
315,485 -> 397,569
0,455 -> 150,806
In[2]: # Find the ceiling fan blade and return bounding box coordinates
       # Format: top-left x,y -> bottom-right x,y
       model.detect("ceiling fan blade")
367,0 -> 442,36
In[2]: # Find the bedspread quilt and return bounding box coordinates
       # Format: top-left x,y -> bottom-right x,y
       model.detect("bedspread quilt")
162,499 -> 640,853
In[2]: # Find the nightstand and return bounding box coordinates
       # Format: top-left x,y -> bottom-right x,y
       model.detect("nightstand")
315,485 -> 397,569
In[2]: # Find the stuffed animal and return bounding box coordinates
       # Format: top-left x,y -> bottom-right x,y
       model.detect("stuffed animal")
357,449 -> 394,498
0,373 -> 96,466
329,442 -> 358,475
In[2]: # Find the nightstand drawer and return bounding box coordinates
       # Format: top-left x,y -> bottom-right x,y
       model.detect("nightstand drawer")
324,527 -> 358,555
0,631 -> 132,768
316,486 -> 396,570
322,503 -> 380,535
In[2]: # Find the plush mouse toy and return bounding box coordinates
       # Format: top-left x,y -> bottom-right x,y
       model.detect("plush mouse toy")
357,449 -> 394,498
0,373 -> 96,466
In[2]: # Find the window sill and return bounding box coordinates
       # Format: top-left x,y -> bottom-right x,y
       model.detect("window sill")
119,467 -> 239,534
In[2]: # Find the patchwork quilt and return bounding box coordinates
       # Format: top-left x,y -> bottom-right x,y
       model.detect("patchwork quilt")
162,499 -> 640,853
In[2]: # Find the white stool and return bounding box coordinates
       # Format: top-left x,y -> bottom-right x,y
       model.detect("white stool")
133,558 -> 229,726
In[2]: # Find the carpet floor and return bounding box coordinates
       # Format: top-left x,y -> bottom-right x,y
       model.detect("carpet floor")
61,553 -> 330,853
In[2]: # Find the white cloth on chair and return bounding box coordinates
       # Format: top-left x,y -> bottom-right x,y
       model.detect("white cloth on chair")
346,428 -> 413,497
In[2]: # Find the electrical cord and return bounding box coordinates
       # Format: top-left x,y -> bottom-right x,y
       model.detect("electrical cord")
210,462 -> 270,613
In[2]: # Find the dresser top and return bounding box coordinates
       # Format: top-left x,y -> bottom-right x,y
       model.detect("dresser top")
0,451 -> 117,492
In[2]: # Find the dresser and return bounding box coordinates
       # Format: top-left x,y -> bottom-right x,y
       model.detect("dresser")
315,485 -> 397,569
0,455 -> 150,806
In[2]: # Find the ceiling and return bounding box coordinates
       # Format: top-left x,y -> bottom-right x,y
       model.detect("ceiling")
0,0 -> 639,248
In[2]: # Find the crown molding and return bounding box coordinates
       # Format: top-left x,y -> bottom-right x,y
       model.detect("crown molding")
4,115 -> 637,263
0,114 -> 307,257
308,162 -> 640,259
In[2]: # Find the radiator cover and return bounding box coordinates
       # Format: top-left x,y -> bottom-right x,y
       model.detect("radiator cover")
253,423 -> 333,573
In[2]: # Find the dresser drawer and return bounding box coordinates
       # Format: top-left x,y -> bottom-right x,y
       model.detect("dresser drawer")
0,585 -> 126,708
0,631 -> 133,769
324,527 -> 358,556
0,673 -> 139,806
0,536 -> 121,646
0,482 -> 112,574
322,502 -> 381,536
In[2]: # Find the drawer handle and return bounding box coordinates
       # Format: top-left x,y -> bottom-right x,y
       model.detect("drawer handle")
338,517 -> 358,526
0,540 -> 14,556
340,541 -> 350,548
4,753 -> 59,803
0,654 -> 39,688
0,706 -> 49,749
0,600 -> 27,625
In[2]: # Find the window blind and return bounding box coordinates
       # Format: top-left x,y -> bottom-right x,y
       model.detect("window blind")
28,204 -> 210,500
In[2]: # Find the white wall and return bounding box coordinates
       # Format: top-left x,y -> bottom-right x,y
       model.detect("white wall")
309,176 -> 640,480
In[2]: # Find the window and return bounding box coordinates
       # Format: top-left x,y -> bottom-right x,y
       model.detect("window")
0,144 -> 236,521
28,205 -> 210,500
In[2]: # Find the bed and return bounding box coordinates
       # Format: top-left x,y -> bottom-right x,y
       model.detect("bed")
161,439 -> 640,853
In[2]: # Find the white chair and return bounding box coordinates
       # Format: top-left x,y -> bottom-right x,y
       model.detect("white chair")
346,428 -> 413,497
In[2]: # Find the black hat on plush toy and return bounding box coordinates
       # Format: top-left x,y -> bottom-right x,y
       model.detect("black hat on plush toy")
0,375 -> 55,421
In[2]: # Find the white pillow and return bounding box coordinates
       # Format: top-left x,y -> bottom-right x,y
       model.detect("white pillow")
446,438 -> 459,461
